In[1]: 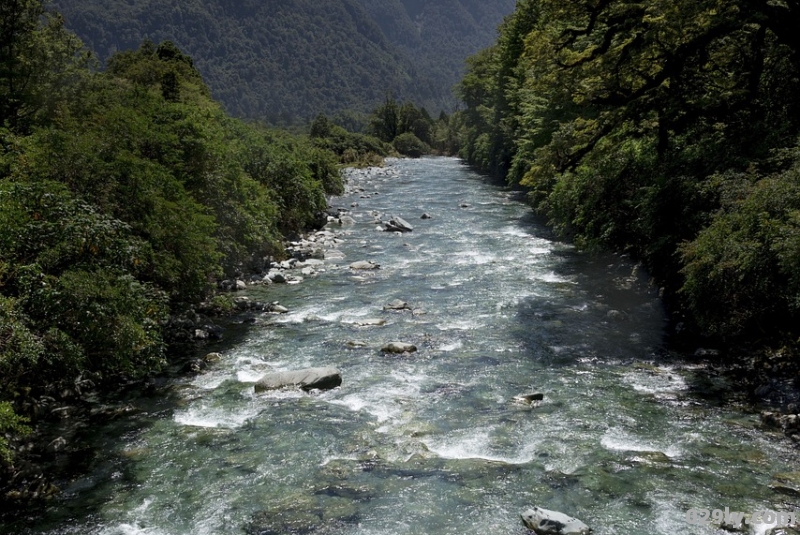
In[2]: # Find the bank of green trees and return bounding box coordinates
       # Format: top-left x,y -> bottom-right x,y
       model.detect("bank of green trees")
0,1 -> 342,471
364,96 -> 459,157
458,0 -> 800,350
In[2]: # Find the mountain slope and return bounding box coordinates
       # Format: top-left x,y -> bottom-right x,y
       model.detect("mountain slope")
52,0 -> 514,122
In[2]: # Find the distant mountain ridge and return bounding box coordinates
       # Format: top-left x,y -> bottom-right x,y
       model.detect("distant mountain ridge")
52,0 -> 515,122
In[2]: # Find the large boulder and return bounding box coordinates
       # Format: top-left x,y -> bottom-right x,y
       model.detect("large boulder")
255,366 -> 342,393
384,216 -> 413,232
521,507 -> 591,535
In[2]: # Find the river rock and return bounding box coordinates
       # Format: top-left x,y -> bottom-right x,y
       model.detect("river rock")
247,493 -> 359,535
350,260 -> 380,270
268,271 -> 286,283
421,213 -> 432,219
353,318 -> 387,326
513,392 -> 544,404
384,216 -> 413,232
381,342 -> 417,354
521,506 -> 591,535
255,366 -> 342,392
384,299 -> 410,311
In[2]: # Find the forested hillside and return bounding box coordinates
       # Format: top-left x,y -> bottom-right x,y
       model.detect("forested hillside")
457,0 -> 800,352
51,0 -> 515,122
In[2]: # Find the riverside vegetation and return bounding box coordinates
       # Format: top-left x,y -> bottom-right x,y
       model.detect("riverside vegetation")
0,0 -> 380,501
456,0 -> 800,363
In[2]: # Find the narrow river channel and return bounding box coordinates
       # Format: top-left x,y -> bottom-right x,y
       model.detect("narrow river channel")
20,157 -> 800,535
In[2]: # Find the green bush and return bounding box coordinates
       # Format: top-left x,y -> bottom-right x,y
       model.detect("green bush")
392,132 -> 430,158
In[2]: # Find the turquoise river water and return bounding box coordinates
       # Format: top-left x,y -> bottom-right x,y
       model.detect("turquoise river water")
16,157 -> 800,535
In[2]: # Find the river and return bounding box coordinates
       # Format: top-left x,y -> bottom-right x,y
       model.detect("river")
16,157 -> 799,535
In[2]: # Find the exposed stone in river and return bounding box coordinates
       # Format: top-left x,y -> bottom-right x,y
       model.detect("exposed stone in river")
521,506 -> 591,535
384,299 -> 410,311
384,216 -> 413,232
349,260 -> 380,270
254,366 -> 342,392
513,392 -> 544,404
381,342 -> 417,353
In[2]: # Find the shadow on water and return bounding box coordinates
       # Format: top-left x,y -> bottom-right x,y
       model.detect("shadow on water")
504,222 -> 762,408
2,314 -> 259,535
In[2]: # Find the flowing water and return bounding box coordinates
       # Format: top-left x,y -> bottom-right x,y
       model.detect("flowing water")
17,157 -> 800,535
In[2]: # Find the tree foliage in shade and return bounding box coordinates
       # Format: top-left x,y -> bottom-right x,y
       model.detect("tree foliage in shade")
457,0 -> 800,347
367,96 -> 451,157
0,0 -> 88,132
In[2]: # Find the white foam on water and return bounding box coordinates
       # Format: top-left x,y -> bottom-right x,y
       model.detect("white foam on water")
270,304 -> 329,324
422,429 -> 538,464
98,525 -> 168,535
623,368 -> 688,394
437,340 -> 463,352
436,319 -> 480,331
327,370 -> 425,427
533,271 -> 572,283
96,500 -> 168,535
651,498 -> 700,535
601,428 -> 682,458
498,225 -> 531,238
173,398 -> 262,429
452,250 -> 496,265
236,369 -> 263,383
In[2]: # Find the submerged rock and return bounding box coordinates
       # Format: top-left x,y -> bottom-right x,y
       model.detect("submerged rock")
381,342 -> 417,354
247,493 -> 359,535
255,366 -> 342,392
350,260 -> 380,270
353,318 -> 387,327
521,506 -> 591,535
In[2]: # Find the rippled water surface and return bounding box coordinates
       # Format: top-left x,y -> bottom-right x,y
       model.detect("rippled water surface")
20,157 -> 799,535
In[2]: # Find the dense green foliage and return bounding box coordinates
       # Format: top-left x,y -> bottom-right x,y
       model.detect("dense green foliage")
0,1 -> 344,472
51,0 -> 515,123
367,97 -> 457,157
458,0 -> 800,347
309,113 -> 392,167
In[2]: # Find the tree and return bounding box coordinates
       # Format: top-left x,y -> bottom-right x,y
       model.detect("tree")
369,95 -> 400,142
0,0 -> 86,132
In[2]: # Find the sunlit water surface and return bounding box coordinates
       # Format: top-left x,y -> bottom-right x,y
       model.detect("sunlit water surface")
20,157 -> 799,535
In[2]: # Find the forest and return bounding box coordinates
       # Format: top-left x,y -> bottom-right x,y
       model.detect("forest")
457,0 -> 800,354
50,0 -> 515,122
